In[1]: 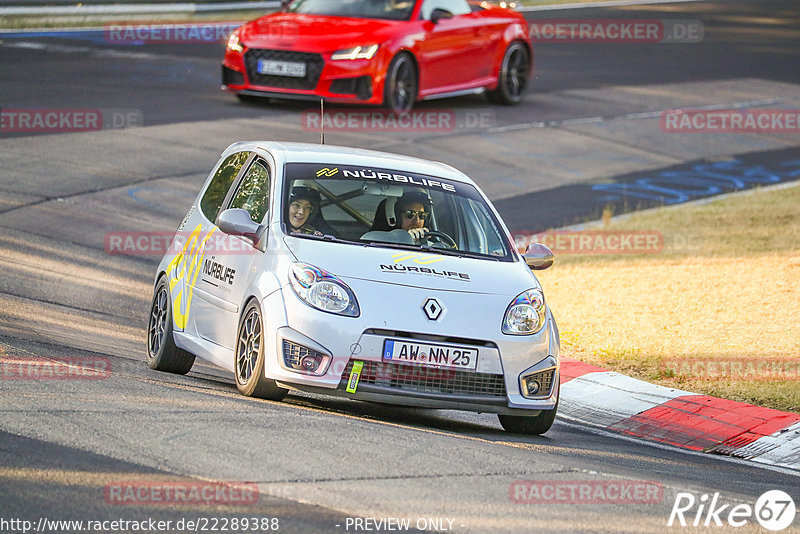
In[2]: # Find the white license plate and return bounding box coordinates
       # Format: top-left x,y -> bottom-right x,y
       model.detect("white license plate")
257,59 -> 306,77
382,339 -> 478,371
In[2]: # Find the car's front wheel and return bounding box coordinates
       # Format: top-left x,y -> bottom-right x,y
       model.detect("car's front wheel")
487,41 -> 529,105
498,399 -> 558,435
383,53 -> 417,114
146,276 -> 196,374
235,300 -> 288,400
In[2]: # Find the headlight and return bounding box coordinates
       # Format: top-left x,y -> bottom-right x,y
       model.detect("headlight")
227,31 -> 243,52
502,289 -> 546,335
331,44 -> 379,60
289,263 -> 360,317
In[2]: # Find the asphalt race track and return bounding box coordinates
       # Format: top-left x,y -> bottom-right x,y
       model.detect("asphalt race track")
1,1 -> 799,532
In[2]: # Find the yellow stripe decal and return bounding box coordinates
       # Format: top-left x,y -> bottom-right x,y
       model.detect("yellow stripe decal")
167,224 -> 217,330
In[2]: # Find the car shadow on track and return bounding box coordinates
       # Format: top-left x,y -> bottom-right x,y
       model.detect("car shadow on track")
185,365 -> 564,442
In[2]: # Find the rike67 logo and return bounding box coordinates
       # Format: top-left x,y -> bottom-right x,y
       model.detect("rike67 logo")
668,490 -> 796,531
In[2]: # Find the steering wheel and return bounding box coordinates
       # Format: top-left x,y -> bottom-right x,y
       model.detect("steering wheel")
424,230 -> 457,249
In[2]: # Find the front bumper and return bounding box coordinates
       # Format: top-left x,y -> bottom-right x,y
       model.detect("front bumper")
222,47 -> 384,105
285,381 -> 550,416
265,302 -> 560,416
261,284 -> 560,414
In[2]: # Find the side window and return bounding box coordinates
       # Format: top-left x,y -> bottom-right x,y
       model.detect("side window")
420,0 -> 470,19
200,152 -> 249,223
229,160 -> 271,223
461,199 -> 506,256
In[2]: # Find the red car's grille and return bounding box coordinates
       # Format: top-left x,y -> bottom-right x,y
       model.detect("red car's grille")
244,49 -> 325,90
342,360 -> 507,398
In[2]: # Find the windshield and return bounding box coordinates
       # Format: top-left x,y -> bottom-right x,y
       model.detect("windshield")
282,163 -> 515,262
286,0 -> 416,20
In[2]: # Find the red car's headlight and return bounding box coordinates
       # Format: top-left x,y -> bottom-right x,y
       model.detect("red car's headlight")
331,44 -> 379,61
227,31 -> 244,52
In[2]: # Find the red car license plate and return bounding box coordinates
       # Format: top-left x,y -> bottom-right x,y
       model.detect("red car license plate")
257,60 -> 306,77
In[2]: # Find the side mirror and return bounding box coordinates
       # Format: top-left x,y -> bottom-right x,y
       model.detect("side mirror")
522,243 -> 554,270
216,208 -> 263,246
430,8 -> 453,24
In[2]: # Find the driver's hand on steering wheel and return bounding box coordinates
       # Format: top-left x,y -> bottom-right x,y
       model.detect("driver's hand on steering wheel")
408,227 -> 428,240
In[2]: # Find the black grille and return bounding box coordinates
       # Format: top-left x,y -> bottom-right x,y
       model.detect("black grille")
329,78 -> 357,95
222,65 -> 244,86
244,49 -> 324,90
330,76 -> 372,99
526,368 -> 555,397
365,329 -> 496,349
342,361 -> 507,398
282,340 -> 323,368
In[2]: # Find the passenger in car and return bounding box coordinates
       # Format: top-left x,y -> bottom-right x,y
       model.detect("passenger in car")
287,186 -> 323,236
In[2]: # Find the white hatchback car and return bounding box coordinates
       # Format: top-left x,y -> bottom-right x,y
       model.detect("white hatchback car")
147,141 -> 560,434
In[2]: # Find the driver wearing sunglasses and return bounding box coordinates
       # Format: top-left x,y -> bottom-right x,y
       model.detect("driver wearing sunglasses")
395,192 -> 431,241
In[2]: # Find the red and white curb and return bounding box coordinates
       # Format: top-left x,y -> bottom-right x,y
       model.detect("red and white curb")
558,357 -> 800,471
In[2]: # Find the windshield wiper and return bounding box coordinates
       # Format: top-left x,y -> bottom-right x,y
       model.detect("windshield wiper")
418,245 -> 465,258
291,233 -> 342,242
364,241 -> 419,251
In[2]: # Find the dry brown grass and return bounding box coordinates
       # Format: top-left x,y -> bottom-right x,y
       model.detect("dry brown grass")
536,184 -> 800,412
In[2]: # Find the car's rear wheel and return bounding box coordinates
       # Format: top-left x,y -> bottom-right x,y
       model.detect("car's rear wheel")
147,277 -> 196,374
383,53 -> 417,114
487,41 -> 529,105
235,300 -> 288,400
497,399 -> 558,435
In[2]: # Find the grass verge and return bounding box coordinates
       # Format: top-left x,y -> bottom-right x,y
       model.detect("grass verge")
535,183 -> 800,413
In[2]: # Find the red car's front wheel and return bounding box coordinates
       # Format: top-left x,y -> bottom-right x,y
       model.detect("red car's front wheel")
383,53 -> 417,114
488,42 -> 530,105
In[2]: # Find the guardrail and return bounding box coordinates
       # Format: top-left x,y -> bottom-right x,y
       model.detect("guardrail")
0,0 -> 278,16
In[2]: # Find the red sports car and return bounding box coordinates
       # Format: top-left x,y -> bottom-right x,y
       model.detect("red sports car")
222,0 -> 532,112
